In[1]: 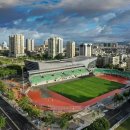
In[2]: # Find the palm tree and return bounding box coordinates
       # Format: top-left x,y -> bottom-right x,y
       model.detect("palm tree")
0,116 -> 6,130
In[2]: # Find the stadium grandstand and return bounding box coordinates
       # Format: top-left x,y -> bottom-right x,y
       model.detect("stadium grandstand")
25,56 -> 97,86
94,68 -> 130,79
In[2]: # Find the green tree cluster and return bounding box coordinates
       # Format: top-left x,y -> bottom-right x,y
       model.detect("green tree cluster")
0,81 -> 15,100
123,90 -> 130,99
84,117 -> 110,130
42,111 -> 73,129
18,97 -> 41,117
58,113 -> 73,130
6,90 -> 14,100
42,111 -> 55,126
0,68 -> 16,78
0,81 -> 7,93
6,65 -> 21,75
54,53 -> 64,60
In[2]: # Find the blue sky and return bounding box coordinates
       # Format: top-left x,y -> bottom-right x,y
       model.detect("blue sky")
0,0 -> 130,44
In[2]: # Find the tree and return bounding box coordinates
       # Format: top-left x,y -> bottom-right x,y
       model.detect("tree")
27,106 -> 41,117
18,97 -> 42,118
84,117 -> 110,130
42,53 -> 52,60
109,64 -> 114,69
6,90 -> 14,100
123,91 -> 129,100
0,116 -> 6,130
0,68 -> 17,79
9,69 -> 17,76
58,117 -> 69,130
113,93 -> 124,106
18,97 -> 30,109
117,94 -> 124,104
42,111 -> 55,126
113,93 -> 119,106
0,81 -> 7,93
58,113 -> 73,130
0,61 -> 3,65
32,108 -> 41,117
6,65 -> 22,75
54,53 -> 64,60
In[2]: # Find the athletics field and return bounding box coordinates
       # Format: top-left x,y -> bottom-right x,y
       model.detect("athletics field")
48,77 -> 123,103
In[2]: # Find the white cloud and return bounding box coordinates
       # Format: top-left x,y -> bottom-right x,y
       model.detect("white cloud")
0,0 -> 18,7
13,19 -> 22,25
1,0 -> 130,10
0,0 -> 37,8
102,13 -> 116,21
59,0 -> 130,11
93,17 -> 99,22
0,27 -> 52,43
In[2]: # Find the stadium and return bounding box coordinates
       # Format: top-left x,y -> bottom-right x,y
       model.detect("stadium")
25,56 -> 130,112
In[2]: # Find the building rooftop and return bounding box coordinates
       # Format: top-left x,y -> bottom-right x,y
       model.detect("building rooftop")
26,56 -> 93,63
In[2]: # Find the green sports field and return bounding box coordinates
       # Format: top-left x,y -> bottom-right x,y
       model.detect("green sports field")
115,118 -> 130,130
48,77 -> 122,103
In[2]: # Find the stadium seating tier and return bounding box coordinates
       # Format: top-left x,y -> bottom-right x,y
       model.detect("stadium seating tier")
29,67 -> 89,85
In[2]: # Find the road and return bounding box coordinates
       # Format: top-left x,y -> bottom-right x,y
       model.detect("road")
105,99 -> 130,127
0,97 -> 38,130
0,108 -> 18,130
82,100 -> 130,130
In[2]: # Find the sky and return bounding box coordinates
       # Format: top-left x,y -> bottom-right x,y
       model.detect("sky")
0,0 -> 130,44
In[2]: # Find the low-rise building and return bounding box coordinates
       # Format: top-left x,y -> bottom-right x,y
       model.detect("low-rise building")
112,56 -> 120,66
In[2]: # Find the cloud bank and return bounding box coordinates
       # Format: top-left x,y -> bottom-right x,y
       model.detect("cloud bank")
0,0 -> 130,44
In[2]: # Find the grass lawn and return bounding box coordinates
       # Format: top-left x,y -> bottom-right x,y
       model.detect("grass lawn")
116,118 -> 130,130
48,77 -> 122,103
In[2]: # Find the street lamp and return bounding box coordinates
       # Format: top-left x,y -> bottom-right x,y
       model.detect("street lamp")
21,65 -> 24,93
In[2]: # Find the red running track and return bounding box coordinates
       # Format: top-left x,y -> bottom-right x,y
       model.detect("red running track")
27,75 -> 128,111
96,74 -> 128,84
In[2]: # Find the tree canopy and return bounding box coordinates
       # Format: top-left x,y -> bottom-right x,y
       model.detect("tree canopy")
84,117 -> 110,130
0,116 -> 6,130
0,68 -> 17,78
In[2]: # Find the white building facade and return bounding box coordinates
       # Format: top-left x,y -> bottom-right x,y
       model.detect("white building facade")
66,41 -> 75,58
26,39 -> 34,52
48,37 -> 63,58
9,34 -> 25,57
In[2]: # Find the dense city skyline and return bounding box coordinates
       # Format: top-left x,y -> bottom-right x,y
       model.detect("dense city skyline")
0,0 -> 130,44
